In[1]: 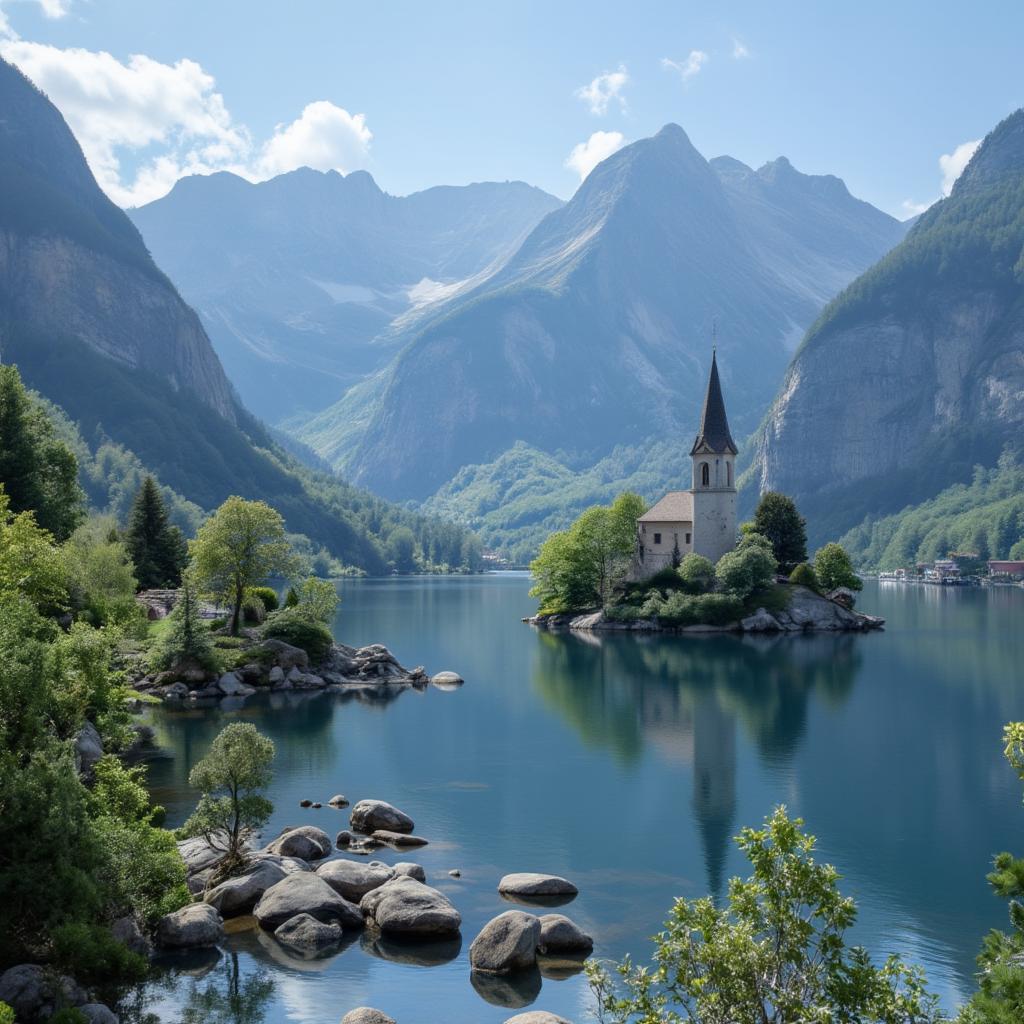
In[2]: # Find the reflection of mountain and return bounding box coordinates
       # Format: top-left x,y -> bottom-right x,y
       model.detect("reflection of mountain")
530,631 -> 860,896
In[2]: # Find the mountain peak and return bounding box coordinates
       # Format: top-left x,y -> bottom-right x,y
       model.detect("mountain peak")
955,108 -> 1024,196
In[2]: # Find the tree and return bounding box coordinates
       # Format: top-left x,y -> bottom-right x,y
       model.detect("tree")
126,476 -> 188,590
0,489 -> 69,614
790,562 -> 821,589
0,365 -> 83,540
151,574 -> 216,672
386,526 -> 418,572
588,807 -> 939,1024
179,723 -> 275,878
295,577 -> 339,623
750,491 -> 808,571
957,722 -> 1024,1024
189,497 -> 301,635
815,542 -> 863,592
715,539 -> 777,600
64,516 -> 140,627
678,553 -> 715,593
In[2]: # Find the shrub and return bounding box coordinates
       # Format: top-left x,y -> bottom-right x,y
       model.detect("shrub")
789,562 -> 820,589
241,592 -> 266,625
49,1011 -> 87,1024
637,591 -> 744,627
52,921 -> 147,985
678,553 -> 715,593
646,567 -> 688,592
247,586 -> 279,612
605,603 -> 642,622
691,592 -> 745,625
261,607 -> 333,662
715,544 -> 778,599
814,542 -> 863,592
284,586 -> 299,608
0,1003 -> 13,1024
294,577 -> 340,623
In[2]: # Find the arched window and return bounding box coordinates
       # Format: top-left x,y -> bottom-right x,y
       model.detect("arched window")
701,462 -> 710,487
727,461 -> 732,487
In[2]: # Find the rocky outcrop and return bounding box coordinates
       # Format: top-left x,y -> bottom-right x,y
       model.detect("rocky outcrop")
274,912 -> 344,953
156,903 -> 225,949
359,877 -> 461,937
253,872 -> 363,931
470,911 -> 541,974
350,800 -> 415,835
0,964 -> 88,1022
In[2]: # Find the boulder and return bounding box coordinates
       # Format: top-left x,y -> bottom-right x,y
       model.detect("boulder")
316,859 -> 394,901
0,965 -> 87,1022
273,912 -> 344,952
164,681 -> 189,699
268,665 -> 284,685
111,914 -> 152,957
266,825 -> 332,860
470,910 -> 541,974
740,607 -> 780,632
336,830 -> 355,847
537,914 -> 593,954
498,873 -> 578,899
350,799 -> 415,835
430,670 -> 464,687
251,853 -> 312,875
393,862 -> 426,882
360,876 -> 461,937
205,860 -> 288,917
78,1005 -> 120,1024
74,720 -> 104,776
340,1010 -> 396,1024
370,830 -> 427,847
178,835 -> 228,876
504,1014 -> 572,1024
156,903 -> 224,949
328,794 -> 350,807
255,638 -> 309,670
217,672 -> 244,695
253,872 -> 363,931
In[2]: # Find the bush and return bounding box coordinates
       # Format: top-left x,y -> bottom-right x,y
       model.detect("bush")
284,586 -> 299,608
715,543 -> 778,599
261,607 -> 333,662
52,921 -> 147,985
637,591 -> 744,627
0,1003 -> 13,1024
241,592 -> 266,625
789,562 -> 820,589
604,603 -> 642,622
49,1011 -> 87,1024
678,553 -> 715,593
814,542 -> 863,592
247,586 -> 279,612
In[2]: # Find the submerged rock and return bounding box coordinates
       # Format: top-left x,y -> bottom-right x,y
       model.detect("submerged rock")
498,873 -> 578,899
370,829 -> 428,847
430,670 -> 464,687
328,794 -> 350,807
470,911 -> 541,974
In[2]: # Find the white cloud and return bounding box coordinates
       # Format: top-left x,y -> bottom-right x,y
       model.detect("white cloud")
661,50 -> 708,82
0,41 -> 372,206
565,130 -> 626,181
939,138 -> 980,196
900,198 -> 932,218
732,39 -> 749,59
0,0 -> 69,38
574,65 -> 629,116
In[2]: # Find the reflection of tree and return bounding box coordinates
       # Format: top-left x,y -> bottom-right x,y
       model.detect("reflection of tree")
178,951 -> 274,1024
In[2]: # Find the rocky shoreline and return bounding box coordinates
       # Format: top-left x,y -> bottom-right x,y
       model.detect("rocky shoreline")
524,583 -> 884,635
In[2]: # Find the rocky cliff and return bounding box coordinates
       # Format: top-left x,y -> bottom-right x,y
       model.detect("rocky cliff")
751,109 -> 1024,544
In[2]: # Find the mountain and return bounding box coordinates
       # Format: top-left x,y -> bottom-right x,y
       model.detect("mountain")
0,56 -> 479,572
129,168 -> 562,417
296,124 -> 906,505
750,109 -> 1024,548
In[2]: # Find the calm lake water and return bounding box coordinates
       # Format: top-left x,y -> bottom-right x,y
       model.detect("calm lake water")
129,576 -> 1024,1023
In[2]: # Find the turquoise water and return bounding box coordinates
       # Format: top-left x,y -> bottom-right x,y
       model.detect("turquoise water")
130,576 -> 1024,1023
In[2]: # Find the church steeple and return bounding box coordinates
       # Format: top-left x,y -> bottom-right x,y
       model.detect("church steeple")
690,350 -> 737,456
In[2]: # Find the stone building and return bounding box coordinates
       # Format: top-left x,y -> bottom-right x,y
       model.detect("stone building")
636,352 -> 738,575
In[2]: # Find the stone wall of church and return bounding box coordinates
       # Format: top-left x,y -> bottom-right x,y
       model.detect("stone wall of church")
691,488 -> 737,564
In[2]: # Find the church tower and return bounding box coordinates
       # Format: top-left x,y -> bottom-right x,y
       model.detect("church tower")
689,350 -> 738,563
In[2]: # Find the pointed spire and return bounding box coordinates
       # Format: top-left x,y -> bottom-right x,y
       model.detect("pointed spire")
690,348 -> 737,456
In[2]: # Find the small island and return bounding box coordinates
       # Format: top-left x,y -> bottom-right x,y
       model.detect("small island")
525,354 -> 881,635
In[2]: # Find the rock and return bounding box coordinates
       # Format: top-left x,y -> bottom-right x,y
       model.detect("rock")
448,869 -> 461,878
255,638 -> 309,670
350,799 -> 415,835
251,853 -> 312,875
336,830 -> 355,847
470,910 -> 541,974
537,914 -> 593,954
274,912 -> 344,952
504,1014 -> 572,1024
299,799 -> 313,808
111,914 -> 152,957
430,670 -> 464,687
156,903 -> 225,949
268,665 -> 284,685
164,681 -> 189,699
0,965 -> 87,1022
217,671 -> 244,695
340,1010 -> 396,1024
360,876 -> 461,937
311,802 -> 322,809
253,871 -> 363,931
328,793 -> 350,807
266,825 -> 332,860
393,862 -> 426,882
740,607 -> 780,632
178,835 -> 228,876
316,859 -> 394,901
370,829 -> 427,847
205,860 -> 288,917
78,1005 -> 120,1024
498,873 -> 578,900
74,720 -> 104,776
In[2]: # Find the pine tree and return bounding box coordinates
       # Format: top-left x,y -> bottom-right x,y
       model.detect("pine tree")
151,575 -> 215,672
126,476 -> 186,590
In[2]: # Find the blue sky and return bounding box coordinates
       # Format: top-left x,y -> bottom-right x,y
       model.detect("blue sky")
1,0 -> 1021,215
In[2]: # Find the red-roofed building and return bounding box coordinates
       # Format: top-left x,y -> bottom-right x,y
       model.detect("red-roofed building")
988,561 -> 1024,579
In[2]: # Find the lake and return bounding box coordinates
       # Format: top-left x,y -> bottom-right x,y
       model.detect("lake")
129,576 -> 1024,1023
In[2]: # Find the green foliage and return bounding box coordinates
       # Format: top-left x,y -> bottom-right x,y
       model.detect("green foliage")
841,449 -> 1024,569
815,542 -> 863,592
294,577 -> 340,624
386,525 -> 418,572
179,723 -> 275,876
48,1011 -> 88,1024
0,1003 -> 14,1024
51,921 -> 147,985
790,562 -> 820,589
64,515 -> 143,629
190,496 -> 302,635
247,586 -> 279,612
957,723 -> 1024,1024
530,492 -> 645,613
750,491 -> 808,571
678,553 -> 715,593
126,475 -> 188,590
284,586 -> 299,608
635,590 -> 745,627
0,488 -> 69,614
588,806 -> 939,1024
260,606 -> 334,663
0,364 -> 84,540
715,539 -> 778,599
150,575 -> 217,673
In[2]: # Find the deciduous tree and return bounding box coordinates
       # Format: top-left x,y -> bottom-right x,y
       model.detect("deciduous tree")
815,542 -> 863,592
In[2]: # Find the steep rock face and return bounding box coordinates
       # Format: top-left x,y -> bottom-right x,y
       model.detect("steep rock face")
0,57 -> 236,422
752,109 -> 1024,543
130,169 -> 562,417
306,124 -> 904,500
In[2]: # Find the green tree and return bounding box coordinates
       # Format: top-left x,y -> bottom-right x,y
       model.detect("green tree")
125,476 -> 188,590
790,562 -> 821,589
815,542 -> 864,592
189,497 -> 301,635
958,722 -> 1024,1024
151,574 -> 216,672
715,539 -> 778,600
179,723 -> 275,878
386,526 -> 418,572
0,489 -> 69,614
588,807 -> 939,1024
0,365 -> 84,540
678,553 -> 715,593
295,577 -> 340,623
64,516 -> 141,628
750,491 -> 808,571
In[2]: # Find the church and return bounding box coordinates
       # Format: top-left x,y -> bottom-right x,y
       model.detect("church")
635,351 -> 738,576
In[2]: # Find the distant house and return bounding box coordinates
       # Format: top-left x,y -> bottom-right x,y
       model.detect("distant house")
635,352 -> 738,578
988,560 -> 1024,580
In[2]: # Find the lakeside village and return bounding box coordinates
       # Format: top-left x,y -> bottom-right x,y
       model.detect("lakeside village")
877,557 -> 1024,586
